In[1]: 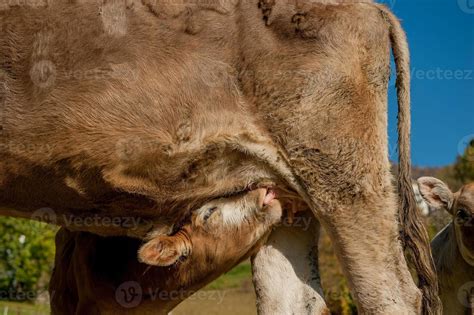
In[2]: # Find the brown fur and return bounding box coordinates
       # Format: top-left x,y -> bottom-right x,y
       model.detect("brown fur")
1,1 -> 439,313
418,178 -> 474,315
50,188 -> 282,314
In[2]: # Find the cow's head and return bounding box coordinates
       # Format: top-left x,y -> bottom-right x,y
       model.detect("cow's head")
417,177 -> 474,266
138,187 -> 282,272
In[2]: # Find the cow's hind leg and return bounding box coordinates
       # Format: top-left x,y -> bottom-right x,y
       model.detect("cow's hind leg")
317,186 -> 422,314
241,1 -> 430,313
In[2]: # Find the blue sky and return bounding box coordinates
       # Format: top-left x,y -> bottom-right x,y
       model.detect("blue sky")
380,0 -> 474,167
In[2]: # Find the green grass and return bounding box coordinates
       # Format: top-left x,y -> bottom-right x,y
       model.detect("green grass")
0,301 -> 49,315
204,262 -> 252,290
0,262 -> 253,314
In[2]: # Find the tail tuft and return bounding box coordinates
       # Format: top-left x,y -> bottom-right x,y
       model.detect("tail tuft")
377,4 -> 442,315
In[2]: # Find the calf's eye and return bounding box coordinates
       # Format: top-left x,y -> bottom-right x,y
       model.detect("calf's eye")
203,207 -> 218,221
456,209 -> 470,222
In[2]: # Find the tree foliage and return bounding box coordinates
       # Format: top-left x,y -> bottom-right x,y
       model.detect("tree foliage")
453,139 -> 474,185
0,217 -> 56,301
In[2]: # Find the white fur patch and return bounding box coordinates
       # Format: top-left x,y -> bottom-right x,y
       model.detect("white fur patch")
220,202 -> 249,226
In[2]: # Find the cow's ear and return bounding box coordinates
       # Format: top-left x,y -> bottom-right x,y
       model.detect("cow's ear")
417,177 -> 454,214
138,233 -> 192,266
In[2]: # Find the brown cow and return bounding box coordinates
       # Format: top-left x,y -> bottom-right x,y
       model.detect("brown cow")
50,187 -> 283,315
0,1 -> 439,313
418,177 -> 474,315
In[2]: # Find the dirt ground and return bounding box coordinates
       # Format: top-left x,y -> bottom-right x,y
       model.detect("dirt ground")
172,290 -> 257,315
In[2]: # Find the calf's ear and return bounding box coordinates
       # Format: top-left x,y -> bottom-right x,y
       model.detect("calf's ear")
417,177 -> 454,214
138,232 -> 192,266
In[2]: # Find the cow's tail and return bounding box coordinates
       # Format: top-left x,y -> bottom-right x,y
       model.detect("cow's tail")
377,5 -> 442,315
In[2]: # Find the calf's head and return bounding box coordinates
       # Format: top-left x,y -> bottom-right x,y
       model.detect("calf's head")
417,177 -> 474,266
139,186 -> 282,273
51,188 -> 282,314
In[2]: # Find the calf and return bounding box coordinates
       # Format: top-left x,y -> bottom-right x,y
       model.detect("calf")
418,177 -> 474,314
50,187 -> 282,315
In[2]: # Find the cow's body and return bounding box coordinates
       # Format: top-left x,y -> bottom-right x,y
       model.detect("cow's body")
419,178 -> 474,314
1,1 -> 439,313
0,1 -> 290,237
